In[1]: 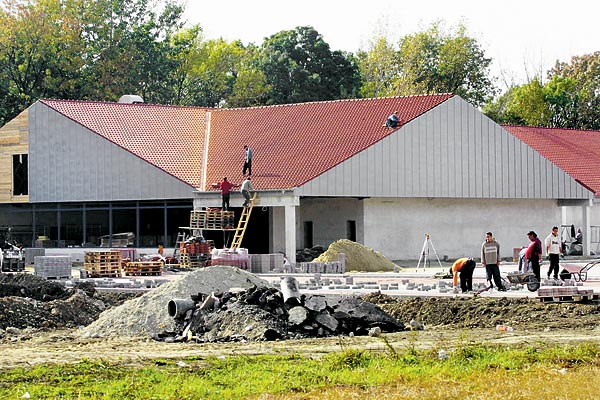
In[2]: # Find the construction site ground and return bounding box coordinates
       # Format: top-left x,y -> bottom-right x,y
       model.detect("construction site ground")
2,259 -> 600,370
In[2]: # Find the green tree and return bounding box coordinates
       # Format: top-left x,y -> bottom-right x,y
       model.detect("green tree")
0,0 -> 86,124
227,45 -> 271,108
356,36 -> 399,98
485,52 -> 600,130
258,26 -> 361,104
395,22 -> 496,107
547,52 -> 600,129
78,0 -> 186,102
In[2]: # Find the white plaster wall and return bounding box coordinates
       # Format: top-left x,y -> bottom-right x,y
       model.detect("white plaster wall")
362,198 -> 561,261
297,198 -> 364,249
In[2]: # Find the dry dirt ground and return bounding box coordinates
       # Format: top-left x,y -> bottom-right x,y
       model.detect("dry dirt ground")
2,275 -> 600,370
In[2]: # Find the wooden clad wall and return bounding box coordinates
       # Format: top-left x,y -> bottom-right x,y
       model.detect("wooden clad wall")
0,109 -> 29,203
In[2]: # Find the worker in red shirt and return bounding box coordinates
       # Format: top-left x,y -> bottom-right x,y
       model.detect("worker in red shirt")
450,257 -> 476,293
216,177 -> 238,210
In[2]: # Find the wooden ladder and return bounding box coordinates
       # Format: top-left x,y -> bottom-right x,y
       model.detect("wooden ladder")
230,193 -> 257,249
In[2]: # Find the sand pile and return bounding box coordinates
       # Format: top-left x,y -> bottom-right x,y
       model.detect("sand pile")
80,266 -> 270,338
314,239 -> 397,272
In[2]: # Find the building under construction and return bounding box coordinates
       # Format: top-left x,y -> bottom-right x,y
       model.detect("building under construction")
0,94 -> 599,262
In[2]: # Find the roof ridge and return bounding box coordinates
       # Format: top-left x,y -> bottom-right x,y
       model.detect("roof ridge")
501,124 -> 600,134
213,93 -> 455,111
40,98 -> 215,111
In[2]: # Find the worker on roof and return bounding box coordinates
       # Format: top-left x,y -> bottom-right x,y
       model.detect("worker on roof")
450,257 -> 476,293
243,145 -> 253,177
241,176 -> 254,207
216,177 -> 239,211
385,111 -> 400,128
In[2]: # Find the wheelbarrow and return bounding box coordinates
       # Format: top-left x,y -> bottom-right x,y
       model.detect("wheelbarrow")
505,272 -> 539,292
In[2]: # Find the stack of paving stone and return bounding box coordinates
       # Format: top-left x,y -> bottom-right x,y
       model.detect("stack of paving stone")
34,256 -> 72,279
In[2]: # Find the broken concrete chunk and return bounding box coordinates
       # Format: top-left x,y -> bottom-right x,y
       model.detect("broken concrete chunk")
287,306 -> 308,325
304,295 -> 327,312
314,312 -> 339,332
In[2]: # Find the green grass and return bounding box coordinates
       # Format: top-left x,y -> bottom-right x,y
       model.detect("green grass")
2,339 -> 600,399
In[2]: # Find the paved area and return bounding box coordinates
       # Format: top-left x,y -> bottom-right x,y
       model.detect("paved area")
56,257 -> 600,300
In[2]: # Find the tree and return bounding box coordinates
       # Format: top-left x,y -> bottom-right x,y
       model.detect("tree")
78,0 -> 186,102
395,22 -> 496,107
356,36 -> 399,98
0,0 -> 86,125
257,26 -> 361,104
485,52 -> 600,130
547,52 -> 600,129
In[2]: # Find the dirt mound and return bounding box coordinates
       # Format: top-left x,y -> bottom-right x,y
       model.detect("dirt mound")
0,273 -> 140,334
0,273 -> 71,301
363,293 -> 600,330
80,266 -> 271,338
314,239 -> 396,272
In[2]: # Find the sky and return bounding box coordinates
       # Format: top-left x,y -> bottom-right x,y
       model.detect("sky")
182,0 -> 598,91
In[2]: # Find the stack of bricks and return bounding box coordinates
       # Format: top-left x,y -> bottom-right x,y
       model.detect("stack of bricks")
249,253 -> 284,273
33,256 -> 72,279
538,286 -> 595,297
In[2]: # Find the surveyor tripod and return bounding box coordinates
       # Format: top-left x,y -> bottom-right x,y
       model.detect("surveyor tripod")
416,233 -> 444,271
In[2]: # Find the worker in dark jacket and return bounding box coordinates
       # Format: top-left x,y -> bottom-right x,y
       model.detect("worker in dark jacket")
450,257 -> 476,293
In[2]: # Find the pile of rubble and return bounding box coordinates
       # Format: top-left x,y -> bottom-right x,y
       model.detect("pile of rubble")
159,277 -> 404,342
80,266 -> 270,338
295,245 -> 325,262
81,266 -> 404,341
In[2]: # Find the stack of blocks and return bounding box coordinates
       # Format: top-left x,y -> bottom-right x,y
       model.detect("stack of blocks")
249,253 -> 284,273
34,256 -> 72,279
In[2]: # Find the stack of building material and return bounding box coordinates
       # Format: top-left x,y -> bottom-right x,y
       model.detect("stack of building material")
538,286 -> 597,302
249,253 -> 284,273
33,256 -> 71,279
24,248 -> 45,266
190,209 -> 235,230
298,254 -> 345,274
84,250 -> 122,277
124,261 -> 163,276
211,248 -> 250,270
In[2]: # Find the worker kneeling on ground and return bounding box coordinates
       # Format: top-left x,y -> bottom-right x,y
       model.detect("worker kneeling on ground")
450,257 -> 476,293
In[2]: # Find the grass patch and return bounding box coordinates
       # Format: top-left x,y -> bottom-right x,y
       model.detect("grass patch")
2,338 -> 600,399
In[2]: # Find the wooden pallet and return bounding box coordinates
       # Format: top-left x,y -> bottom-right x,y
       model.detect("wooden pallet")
179,253 -> 210,268
84,250 -> 123,277
538,294 -> 599,303
124,261 -> 163,276
190,209 -> 235,230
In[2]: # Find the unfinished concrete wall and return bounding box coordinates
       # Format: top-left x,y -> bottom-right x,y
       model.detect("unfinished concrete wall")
362,197 -> 561,261
297,198 -> 364,250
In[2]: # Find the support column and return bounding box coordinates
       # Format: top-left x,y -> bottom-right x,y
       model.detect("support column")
582,201 -> 591,256
284,204 -> 297,264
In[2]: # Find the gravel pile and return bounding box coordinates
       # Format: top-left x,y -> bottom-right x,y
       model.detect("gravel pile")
80,266 -> 270,338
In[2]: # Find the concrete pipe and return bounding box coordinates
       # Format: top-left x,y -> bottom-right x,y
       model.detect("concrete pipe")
280,276 -> 300,303
168,298 -> 196,318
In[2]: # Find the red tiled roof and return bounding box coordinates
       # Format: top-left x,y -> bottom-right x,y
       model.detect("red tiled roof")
39,94 -> 454,191
503,125 -> 600,195
39,99 -> 206,187
204,94 -> 454,190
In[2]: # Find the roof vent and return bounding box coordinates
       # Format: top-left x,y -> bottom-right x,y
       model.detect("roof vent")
118,95 -> 144,104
